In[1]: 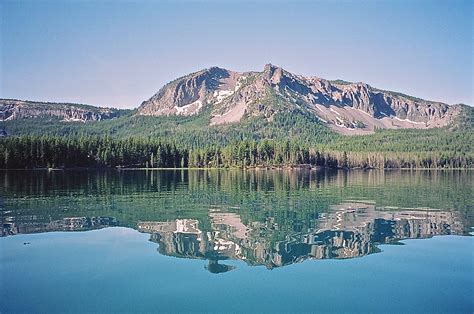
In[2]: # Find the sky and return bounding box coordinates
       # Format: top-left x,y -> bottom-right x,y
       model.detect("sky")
1,0 -> 472,109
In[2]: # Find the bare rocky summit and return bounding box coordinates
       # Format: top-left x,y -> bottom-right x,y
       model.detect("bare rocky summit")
137,64 -> 470,134
138,67 -> 252,117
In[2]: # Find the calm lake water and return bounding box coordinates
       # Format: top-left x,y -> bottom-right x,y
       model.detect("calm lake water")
0,169 -> 473,313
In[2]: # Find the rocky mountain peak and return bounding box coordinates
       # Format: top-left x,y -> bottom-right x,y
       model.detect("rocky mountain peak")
137,66 -> 244,117
263,63 -> 278,72
136,65 -> 471,134
207,66 -> 228,75
262,64 -> 285,86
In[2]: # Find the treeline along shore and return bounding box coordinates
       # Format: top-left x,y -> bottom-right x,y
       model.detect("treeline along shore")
1,134 -> 472,169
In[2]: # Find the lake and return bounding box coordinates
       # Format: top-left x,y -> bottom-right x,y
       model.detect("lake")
0,169 -> 472,313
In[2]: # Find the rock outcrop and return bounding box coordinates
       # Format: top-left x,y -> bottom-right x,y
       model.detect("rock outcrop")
3,65 -> 471,134
0,99 -> 127,122
137,64 -> 472,134
138,67 -> 250,117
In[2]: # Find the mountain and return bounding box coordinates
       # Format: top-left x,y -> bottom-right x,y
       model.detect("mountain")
1,66 -> 473,170
1,64 -> 472,143
137,64 -> 471,134
0,99 -> 129,122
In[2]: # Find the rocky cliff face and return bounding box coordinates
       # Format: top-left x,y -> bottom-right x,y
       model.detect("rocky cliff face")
3,65 -> 470,134
138,67 -> 251,116
0,99 -> 127,122
137,64 -> 471,134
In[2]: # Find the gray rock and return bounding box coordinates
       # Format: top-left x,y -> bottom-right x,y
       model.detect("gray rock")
136,64 -> 471,133
0,99 -> 127,122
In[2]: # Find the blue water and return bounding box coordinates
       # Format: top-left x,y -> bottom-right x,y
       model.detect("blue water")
1,227 -> 472,313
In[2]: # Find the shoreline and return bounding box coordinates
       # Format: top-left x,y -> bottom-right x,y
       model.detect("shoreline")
0,167 -> 472,171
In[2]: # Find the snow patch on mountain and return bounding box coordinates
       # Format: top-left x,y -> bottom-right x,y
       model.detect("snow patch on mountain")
175,100 -> 202,115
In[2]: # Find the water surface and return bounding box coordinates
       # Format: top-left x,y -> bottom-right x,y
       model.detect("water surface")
1,169 -> 472,313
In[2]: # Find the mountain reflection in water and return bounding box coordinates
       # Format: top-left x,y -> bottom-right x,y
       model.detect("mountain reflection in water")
137,203 -> 467,271
3,203 -> 467,272
1,169 -> 471,273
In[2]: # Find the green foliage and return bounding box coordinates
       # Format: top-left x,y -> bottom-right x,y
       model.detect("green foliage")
1,105 -> 472,169
354,120 -> 366,129
1,128 -> 472,169
3,170 -> 472,234
329,79 -> 353,85
1,106 -> 334,147
372,89 -> 425,102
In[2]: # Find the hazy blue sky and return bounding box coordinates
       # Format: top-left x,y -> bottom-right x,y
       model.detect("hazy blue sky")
1,0 -> 472,108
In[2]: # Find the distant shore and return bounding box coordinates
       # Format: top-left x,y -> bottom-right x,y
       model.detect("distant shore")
1,166 -> 472,171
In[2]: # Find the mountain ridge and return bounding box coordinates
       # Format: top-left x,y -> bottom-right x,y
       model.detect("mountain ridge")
136,64 -> 471,134
0,98 -> 130,123
1,64 -> 472,135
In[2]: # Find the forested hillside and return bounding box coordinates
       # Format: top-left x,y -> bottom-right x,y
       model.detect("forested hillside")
1,108 -> 335,146
2,99 -> 473,169
1,128 -> 472,169
1,63 -> 473,169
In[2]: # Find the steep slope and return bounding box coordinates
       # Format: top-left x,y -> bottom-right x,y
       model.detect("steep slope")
1,64 -> 471,140
138,67 -> 252,116
137,64 -> 471,134
0,99 -> 128,122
